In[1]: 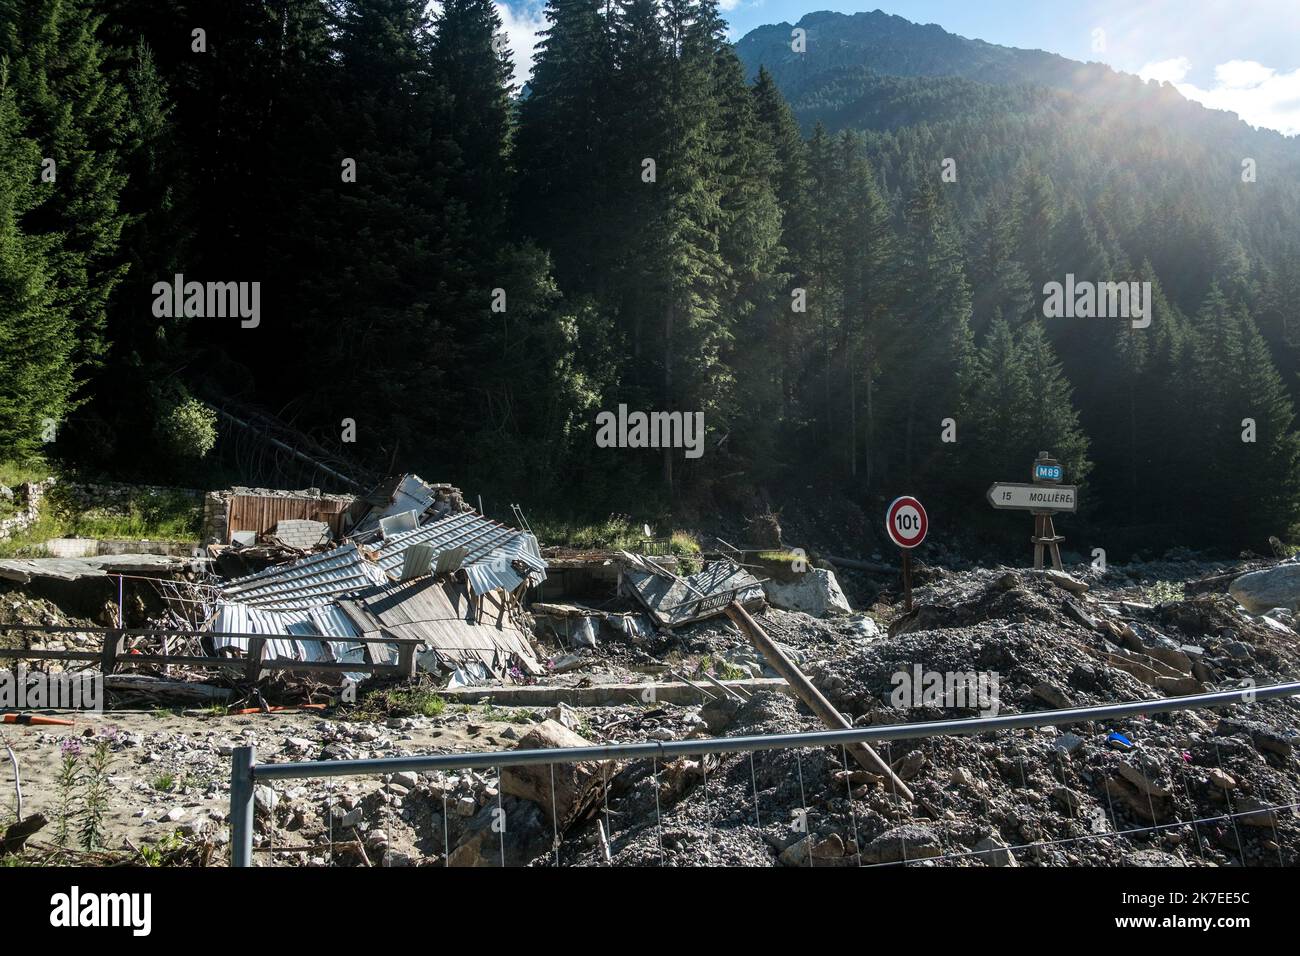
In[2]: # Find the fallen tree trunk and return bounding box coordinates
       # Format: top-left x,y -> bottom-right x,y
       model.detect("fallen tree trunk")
725,602 -> 914,801
104,674 -> 232,702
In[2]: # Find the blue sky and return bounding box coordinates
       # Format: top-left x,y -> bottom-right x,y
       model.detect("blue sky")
492,0 -> 1300,135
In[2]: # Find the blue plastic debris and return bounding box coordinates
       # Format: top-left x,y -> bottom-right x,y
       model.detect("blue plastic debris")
1106,731 -> 1133,750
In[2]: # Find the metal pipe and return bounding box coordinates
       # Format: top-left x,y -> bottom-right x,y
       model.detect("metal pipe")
666,669 -> 717,702
247,679 -> 1300,783
230,746 -> 257,867
699,670 -> 748,702
5,745 -> 21,821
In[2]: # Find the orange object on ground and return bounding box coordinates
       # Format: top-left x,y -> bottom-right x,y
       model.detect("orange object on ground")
1,713 -> 76,726
230,704 -> 330,715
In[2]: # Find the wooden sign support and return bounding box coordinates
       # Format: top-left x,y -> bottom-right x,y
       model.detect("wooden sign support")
1031,512 -> 1064,571
988,452 -> 1074,571
1030,451 -> 1064,570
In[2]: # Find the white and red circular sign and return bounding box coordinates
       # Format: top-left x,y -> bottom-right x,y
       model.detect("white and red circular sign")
886,496 -> 928,549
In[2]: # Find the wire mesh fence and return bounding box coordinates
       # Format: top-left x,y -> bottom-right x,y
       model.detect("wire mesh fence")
230,679 -> 1300,867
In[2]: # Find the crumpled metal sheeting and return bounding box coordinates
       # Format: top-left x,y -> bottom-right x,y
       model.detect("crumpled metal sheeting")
219,543 -> 389,611
337,576 -> 544,677
373,511 -> 547,595
352,473 -> 454,537
207,600 -> 368,669
620,552 -> 765,627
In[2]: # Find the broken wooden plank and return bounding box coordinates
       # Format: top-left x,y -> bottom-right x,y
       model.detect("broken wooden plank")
725,602 -> 915,801
103,675 -> 232,702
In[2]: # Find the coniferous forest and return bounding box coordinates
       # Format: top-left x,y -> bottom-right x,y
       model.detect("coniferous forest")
3,1 -> 1300,555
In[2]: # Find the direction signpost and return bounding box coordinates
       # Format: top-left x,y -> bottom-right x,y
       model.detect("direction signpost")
885,495 -> 928,610
986,452 -> 1076,570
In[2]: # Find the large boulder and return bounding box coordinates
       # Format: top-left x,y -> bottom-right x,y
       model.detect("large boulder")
499,720 -> 613,832
761,568 -> 851,617
1229,564 -> 1300,613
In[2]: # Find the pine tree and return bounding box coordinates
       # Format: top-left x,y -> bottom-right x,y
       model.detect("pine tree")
883,179 -> 973,485
432,0 -> 515,239
72,38 -> 194,467
1186,286 -> 1300,546
260,0 -> 476,467
834,132 -> 893,484
958,315 -> 1089,517
970,200 -> 1032,337
802,123 -> 845,450
1019,319 -> 1090,485
515,0 -> 615,292
0,74 -> 76,457
0,0 -> 132,430
710,48 -> 783,481
751,66 -> 810,423
960,313 -> 1031,480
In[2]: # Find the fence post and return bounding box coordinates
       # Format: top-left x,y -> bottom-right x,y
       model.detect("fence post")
245,637 -> 266,684
396,640 -> 418,679
100,629 -> 123,675
230,745 -> 256,867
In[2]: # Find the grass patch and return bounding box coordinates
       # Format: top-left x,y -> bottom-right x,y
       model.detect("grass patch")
50,487 -> 201,540
756,550 -> 802,564
350,684 -> 446,720
530,514 -> 703,564
530,514 -> 648,551
1141,580 -> 1186,604
0,457 -> 53,524
0,483 -> 201,557
0,512 -> 61,557
670,531 -> 700,554
715,661 -> 747,681
0,458 -> 53,489
151,773 -> 176,792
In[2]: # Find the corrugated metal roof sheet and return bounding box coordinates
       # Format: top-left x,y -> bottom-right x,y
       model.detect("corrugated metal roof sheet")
219,509 -> 547,615
208,600 -> 363,662
219,543 -> 389,610
374,511 -> 546,596
621,553 -> 764,627
337,576 -> 542,676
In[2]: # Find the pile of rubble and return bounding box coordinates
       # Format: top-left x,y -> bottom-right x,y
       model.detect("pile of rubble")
4,462 -> 1299,868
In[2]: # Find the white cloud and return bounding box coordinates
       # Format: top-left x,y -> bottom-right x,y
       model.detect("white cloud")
1137,57 -> 1191,85
494,1 -> 546,89
1138,56 -> 1300,136
1214,59 -> 1276,90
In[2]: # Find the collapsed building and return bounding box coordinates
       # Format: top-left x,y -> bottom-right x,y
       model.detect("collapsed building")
202,475 -> 548,683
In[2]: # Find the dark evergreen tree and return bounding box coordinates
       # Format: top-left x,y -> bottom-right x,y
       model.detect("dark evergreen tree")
0,0 -> 131,429
0,74 -> 76,458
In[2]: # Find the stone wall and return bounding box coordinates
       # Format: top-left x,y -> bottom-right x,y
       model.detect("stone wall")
0,478 -> 203,545
0,477 -> 56,542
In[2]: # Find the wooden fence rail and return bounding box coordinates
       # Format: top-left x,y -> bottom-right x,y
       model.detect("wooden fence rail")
0,623 -> 420,682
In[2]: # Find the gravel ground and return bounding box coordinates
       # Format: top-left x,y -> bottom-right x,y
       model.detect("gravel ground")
2,559 -> 1297,867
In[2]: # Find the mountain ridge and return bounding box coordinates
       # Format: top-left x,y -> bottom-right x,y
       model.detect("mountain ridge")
734,8 -> 1298,146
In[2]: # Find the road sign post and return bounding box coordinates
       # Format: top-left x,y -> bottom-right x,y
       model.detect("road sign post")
885,496 -> 928,610
986,452 -> 1075,570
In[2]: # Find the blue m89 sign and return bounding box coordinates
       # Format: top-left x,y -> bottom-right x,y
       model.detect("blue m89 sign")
1033,463 -> 1062,482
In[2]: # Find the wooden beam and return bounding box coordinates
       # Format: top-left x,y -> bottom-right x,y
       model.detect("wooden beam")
725,602 -> 915,801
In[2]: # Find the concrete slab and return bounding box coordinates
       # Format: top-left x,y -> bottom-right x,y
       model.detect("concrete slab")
437,677 -> 790,707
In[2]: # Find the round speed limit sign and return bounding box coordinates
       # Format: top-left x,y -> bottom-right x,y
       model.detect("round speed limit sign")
886,496 -> 928,549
